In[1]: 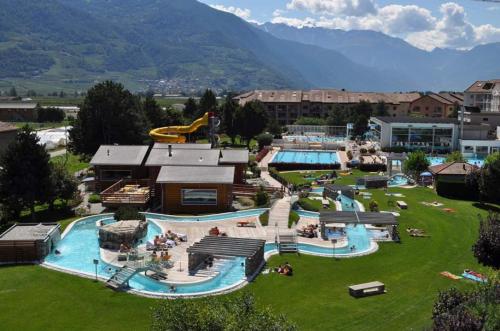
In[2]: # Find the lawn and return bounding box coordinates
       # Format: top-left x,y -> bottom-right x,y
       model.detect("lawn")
50,152 -> 89,173
0,169 -> 498,330
277,170 -> 334,186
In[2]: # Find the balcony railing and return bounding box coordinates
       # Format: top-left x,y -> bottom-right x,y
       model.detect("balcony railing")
100,179 -> 152,206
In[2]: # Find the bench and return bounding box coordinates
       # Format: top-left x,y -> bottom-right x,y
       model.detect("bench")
349,281 -> 386,298
396,201 -> 408,209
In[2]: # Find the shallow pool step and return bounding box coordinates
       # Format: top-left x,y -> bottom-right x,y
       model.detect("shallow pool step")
107,266 -> 137,289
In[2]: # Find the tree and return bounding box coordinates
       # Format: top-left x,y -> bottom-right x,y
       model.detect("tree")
8,87 -> 17,97
374,101 -> 389,116
151,293 -> 296,331
484,151 -> 500,165
46,162 -> 78,210
198,89 -> 217,118
349,101 -> 373,137
254,189 -> 270,207
445,151 -> 466,163
37,106 -> 65,123
256,133 -> 273,151
68,81 -> 149,156
267,118 -> 282,138
432,282 -> 500,331
404,151 -> 430,179
0,126 -> 52,219
473,212 -> 500,269
220,94 -> 239,144
369,200 -> 379,212
183,97 -> 198,121
144,96 -> 164,129
294,117 -> 326,125
327,105 -> 348,126
234,101 -> 268,148
478,156 -> 500,203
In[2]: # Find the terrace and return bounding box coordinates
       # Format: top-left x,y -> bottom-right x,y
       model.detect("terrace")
100,179 -> 152,207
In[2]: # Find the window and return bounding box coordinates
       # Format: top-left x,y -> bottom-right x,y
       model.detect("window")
463,146 -> 474,153
181,189 -> 217,206
476,146 -> 489,154
100,170 -> 132,181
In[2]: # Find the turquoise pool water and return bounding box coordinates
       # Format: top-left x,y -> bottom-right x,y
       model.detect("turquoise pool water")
388,175 -> 409,187
44,214 -> 249,296
310,187 -> 324,194
284,135 -> 345,143
393,156 -> 485,167
144,209 -> 268,222
272,150 -> 339,164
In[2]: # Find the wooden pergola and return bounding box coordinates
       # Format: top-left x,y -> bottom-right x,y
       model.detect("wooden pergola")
187,236 -> 266,277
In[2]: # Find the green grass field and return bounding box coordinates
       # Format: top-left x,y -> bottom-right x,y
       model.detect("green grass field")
50,153 -> 89,173
0,170 -> 498,330
277,170 -> 334,186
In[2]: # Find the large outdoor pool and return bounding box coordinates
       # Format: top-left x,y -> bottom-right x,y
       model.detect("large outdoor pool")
272,150 -> 340,164
393,156 -> 485,168
284,135 -> 345,143
144,209 -> 268,222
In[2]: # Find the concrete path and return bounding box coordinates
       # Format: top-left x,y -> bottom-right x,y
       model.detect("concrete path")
268,196 -> 292,230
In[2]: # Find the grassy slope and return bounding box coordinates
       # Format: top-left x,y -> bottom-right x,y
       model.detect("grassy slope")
50,153 -> 89,173
278,170 -> 333,186
0,170 -> 497,330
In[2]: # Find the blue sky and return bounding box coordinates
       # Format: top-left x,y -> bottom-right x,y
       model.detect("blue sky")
200,0 -> 500,50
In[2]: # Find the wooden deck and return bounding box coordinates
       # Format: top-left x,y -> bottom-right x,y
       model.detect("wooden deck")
100,179 -> 152,206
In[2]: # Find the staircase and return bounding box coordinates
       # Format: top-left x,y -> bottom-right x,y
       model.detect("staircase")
107,266 -> 137,289
278,231 -> 298,253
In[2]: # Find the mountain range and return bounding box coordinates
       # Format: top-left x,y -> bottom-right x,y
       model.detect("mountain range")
0,0 -> 499,93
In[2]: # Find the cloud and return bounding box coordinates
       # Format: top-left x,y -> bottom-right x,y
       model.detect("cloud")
286,0 -> 377,17
210,4 -> 252,20
273,1 -> 500,50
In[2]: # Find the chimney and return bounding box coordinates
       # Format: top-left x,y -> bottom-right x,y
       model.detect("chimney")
168,144 -> 172,157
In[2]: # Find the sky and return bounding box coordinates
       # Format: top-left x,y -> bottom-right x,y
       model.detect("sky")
200,0 -> 500,51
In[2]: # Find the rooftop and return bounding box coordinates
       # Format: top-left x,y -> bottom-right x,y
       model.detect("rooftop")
0,223 -> 59,241
218,149 -> 249,164
465,80 -> 500,93
187,236 -> 266,257
372,116 -> 459,125
90,145 -> 149,166
146,148 -> 220,167
152,143 -> 212,150
0,103 -> 37,109
0,121 -> 18,133
156,165 -> 235,184
425,93 -> 455,105
428,162 -> 478,175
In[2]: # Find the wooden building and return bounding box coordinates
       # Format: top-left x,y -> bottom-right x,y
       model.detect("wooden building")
428,162 -> 478,198
156,166 -> 235,214
0,103 -> 38,121
0,223 -> 61,264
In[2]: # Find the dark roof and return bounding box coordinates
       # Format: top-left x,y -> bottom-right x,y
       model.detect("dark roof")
0,103 -> 37,109
324,184 -> 354,192
90,145 -> 149,166
187,236 -> 266,257
319,211 -> 398,225
218,149 -> 249,164
428,162 -> 478,175
372,116 -> 459,124
0,121 -> 18,133
156,165 -> 235,184
362,176 -> 389,182
426,93 -> 454,105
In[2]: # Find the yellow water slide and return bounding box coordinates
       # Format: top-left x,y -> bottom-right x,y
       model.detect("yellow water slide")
149,112 -> 211,143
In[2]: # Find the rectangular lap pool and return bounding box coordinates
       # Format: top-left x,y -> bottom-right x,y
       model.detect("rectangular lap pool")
272,150 -> 339,164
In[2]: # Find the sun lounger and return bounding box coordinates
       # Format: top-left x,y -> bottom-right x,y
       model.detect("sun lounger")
237,221 -> 256,227
462,272 -> 487,283
397,201 -> 408,209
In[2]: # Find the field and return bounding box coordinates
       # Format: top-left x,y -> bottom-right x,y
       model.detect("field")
50,152 -> 90,173
0,170 -> 497,330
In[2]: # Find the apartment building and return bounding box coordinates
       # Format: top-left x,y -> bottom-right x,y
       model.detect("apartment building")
464,80 -> 500,112
235,90 -> 421,125
409,93 -> 463,118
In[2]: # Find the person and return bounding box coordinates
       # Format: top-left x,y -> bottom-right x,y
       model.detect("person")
170,285 -> 176,293
55,249 -> 61,255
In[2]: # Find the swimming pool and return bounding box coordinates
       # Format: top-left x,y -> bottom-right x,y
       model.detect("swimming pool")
272,150 -> 340,164
388,174 -> 409,187
44,215 -> 249,297
144,209 -> 268,222
393,156 -> 485,167
284,135 -> 345,143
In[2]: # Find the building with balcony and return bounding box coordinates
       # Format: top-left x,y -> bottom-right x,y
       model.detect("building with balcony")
409,93 -> 463,118
464,80 -> 500,112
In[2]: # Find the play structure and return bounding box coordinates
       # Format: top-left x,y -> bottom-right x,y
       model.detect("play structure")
149,112 -> 219,146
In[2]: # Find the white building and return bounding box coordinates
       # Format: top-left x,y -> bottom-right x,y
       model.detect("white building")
464,80 -> 500,112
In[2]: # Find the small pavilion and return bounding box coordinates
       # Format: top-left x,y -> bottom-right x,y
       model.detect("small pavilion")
187,236 -> 266,277
319,211 -> 398,240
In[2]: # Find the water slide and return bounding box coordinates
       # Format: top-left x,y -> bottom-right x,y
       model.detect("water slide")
149,112 -> 211,143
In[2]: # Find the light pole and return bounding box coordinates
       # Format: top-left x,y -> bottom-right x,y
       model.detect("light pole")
93,259 -> 99,282
331,238 -> 337,260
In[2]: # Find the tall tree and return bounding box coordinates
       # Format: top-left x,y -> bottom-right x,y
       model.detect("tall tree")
183,97 -> 198,121
478,156 -> 500,203
267,118 -> 282,138
220,94 -> 239,144
326,105 -> 348,126
0,126 -> 52,219
473,212 -> 500,269
144,95 -> 164,128
198,89 -> 217,118
349,101 -> 373,137
234,101 -> 268,148
374,101 -> 389,116
8,87 -> 17,97
404,151 -> 430,179
46,162 -> 78,211
445,151 -> 466,163
68,81 -> 149,156
151,293 -> 296,331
